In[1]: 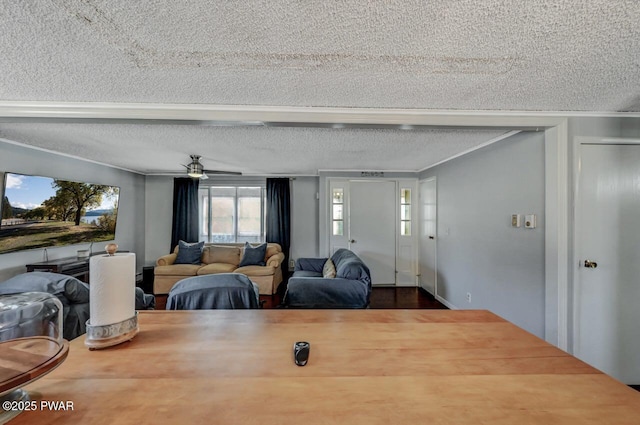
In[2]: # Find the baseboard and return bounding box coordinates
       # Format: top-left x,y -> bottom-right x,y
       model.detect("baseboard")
435,294 -> 458,310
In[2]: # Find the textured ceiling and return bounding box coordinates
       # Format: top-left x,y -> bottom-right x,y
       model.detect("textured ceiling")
0,123 -> 509,175
2,0 -> 638,110
0,1 -> 638,174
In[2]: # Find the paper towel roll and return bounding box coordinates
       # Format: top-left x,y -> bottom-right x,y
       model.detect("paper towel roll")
89,253 -> 136,327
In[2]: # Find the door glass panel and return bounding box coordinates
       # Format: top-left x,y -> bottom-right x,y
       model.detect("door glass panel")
332,189 -> 343,203
401,221 -> 411,236
401,189 -> 411,204
401,205 -> 411,220
333,204 -> 343,220
332,221 -> 343,236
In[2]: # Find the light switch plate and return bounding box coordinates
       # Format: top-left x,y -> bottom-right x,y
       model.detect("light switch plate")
525,214 -> 536,229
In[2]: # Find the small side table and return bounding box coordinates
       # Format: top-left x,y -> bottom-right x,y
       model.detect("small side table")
25,256 -> 91,283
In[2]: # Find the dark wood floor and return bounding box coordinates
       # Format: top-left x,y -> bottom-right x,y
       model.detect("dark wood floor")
369,287 -> 447,309
155,286 -> 446,310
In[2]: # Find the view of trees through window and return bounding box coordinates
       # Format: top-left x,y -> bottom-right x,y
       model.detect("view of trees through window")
199,186 -> 265,243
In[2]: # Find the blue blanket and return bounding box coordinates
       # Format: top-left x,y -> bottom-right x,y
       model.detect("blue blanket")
167,273 -> 260,310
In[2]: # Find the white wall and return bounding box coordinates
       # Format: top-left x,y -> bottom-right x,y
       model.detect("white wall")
419,131 -> 546,337
0,140 -> 146,281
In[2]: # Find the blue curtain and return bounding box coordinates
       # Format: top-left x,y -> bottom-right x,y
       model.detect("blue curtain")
266,178 -> 290,276
171,178 -> 200,251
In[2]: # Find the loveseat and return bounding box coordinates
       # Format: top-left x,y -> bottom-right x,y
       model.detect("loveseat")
154,242 -> 284,295
284,249 -> 371,308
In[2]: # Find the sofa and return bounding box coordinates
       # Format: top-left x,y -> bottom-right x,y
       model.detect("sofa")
154,242 -> 284,295
284,249 -> 371,308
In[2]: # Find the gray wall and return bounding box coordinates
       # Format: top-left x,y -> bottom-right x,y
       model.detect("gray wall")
290,177 -> 319,264
569,117 -> 640,139
419,131 -> 546,337
142,175 -> 321,267
0,141 -> 146,281
144,175 -> 174,266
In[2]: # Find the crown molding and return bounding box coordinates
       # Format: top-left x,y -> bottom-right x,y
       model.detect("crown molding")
418,130 -> 522,172
0,137 -> 143,175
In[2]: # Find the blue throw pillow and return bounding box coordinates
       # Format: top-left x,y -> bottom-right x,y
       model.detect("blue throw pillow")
175,240 -> 204,265
239,242 -> 267,267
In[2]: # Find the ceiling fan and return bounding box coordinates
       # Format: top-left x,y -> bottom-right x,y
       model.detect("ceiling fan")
183,155 -> 242,179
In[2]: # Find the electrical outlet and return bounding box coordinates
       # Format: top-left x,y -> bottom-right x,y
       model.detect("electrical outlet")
289,259 -> 295,269
525,214 -> 536,229
466,292 -> 471,303
511,214 -> 521,228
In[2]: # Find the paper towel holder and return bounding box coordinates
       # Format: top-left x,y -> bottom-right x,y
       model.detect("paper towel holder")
85,312 -> 138,350
85,246 -> 139,350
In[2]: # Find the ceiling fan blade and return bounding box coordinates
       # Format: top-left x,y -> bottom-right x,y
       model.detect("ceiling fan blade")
203,169 -> 243,175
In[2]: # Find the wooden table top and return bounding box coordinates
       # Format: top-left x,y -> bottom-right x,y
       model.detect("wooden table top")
0,337 -> 69,395
13,310 -> 640,424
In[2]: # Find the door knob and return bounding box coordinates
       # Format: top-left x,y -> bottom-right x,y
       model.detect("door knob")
584,260 -> 598,269
349,239 -> 356,243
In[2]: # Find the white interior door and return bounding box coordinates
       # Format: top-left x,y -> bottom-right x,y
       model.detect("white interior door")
349,181 -> 396,285
575,143 -> 640,384
419,178 -> 437,295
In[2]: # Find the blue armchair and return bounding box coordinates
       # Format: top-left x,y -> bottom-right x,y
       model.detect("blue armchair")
284,249 -> 371,308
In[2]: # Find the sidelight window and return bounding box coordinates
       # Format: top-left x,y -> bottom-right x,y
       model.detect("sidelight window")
400,188 -> 411,236
332,188 -> 344,236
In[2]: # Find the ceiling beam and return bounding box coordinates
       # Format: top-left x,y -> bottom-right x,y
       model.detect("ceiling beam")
2,101 -> 637,129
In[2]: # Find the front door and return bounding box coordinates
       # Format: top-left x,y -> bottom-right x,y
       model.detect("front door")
574,142 -> 640,384
349,181 -> 396,285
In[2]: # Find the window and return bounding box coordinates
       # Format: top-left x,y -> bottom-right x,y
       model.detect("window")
199,186 -> 266,243
400,188 -> 411,236
332,188 -> 344,235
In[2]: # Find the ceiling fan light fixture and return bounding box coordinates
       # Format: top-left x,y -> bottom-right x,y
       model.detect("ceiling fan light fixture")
187,155 -> 204,178
182,154 -> 241,178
